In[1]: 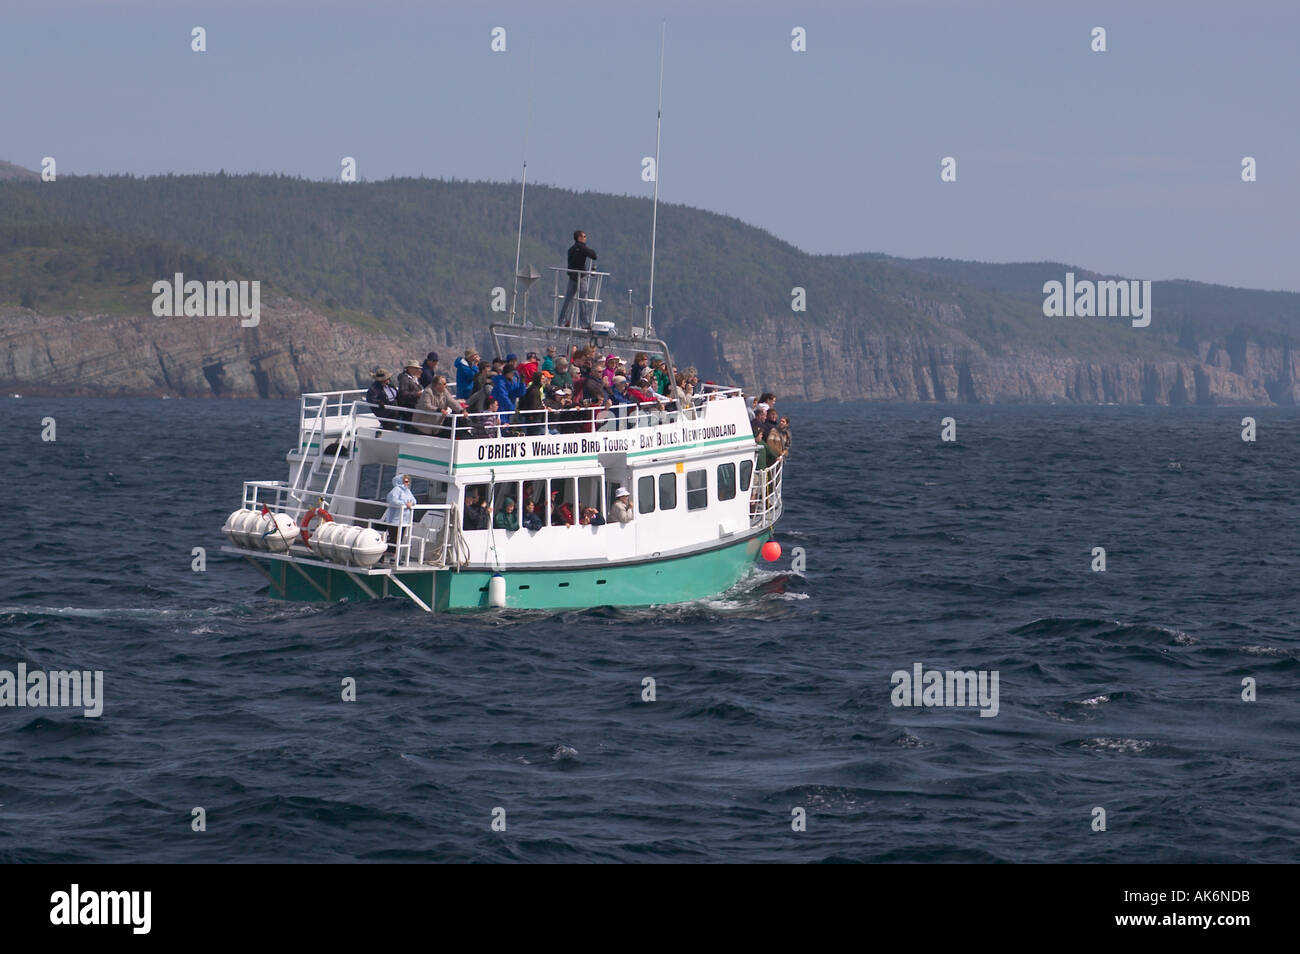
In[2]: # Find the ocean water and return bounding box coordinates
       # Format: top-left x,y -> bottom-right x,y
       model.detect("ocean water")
1,397 -> 1297,863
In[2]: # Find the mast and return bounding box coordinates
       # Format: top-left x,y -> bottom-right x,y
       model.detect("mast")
509,53 -> 534,326
509,159 -> 526,325
645,22 -> 665,336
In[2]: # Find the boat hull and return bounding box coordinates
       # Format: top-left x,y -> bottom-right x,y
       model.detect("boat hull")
255,530 -> 773,611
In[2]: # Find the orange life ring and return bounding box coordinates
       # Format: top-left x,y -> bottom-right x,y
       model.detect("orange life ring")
299,506 -> 333,544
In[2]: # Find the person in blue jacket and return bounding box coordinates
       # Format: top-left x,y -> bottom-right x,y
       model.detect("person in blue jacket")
454,348 -> 479,399
381,473 -> 416,557
491,367 -> 519,413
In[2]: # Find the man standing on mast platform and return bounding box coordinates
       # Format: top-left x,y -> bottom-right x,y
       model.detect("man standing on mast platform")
558,229 -> 597,328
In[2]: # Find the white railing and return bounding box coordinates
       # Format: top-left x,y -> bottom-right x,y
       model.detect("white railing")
237,482 -> 464,569
300,389 -> 366,428
550,266 -> 610,327
360,387 -> 745,442
288,397 -> 328,503
750,453 -> 784,529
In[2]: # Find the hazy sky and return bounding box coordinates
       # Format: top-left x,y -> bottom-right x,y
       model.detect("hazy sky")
3,0 -> 1297,290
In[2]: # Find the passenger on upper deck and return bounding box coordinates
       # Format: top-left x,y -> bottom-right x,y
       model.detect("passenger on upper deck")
767,415 -> 792,458
515,372 -> 548,435
549,356 -> 573,392
648,357 -> 671,395
558,230 -> 598,327
629,352 -> 650,388
366,369 -> 398,430
541,347 -> 557,373
454,348 -> 479,398
395,361 -> 423,429
518,352 -> 540,383
469,397 -> 503,438
601,355 -> 620,389
413,375 -> 459,436
491,366 -> 520,413
418,352 -> 440,389
670,372 -> 697,421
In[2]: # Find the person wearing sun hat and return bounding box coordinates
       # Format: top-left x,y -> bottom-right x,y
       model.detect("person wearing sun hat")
610,486 -> 633,524
365,367 -> 398,429
393,360 -> 423,429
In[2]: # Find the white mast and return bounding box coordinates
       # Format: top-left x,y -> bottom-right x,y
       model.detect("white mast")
509,54 -> 534,326
509,159 -> 526,325
645,22 -> 665,336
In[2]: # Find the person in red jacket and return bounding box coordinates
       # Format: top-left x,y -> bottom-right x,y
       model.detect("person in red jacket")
549,489 -> 575,526
518,351 -> 540,383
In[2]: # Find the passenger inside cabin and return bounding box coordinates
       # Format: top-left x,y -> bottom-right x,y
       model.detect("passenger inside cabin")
580,506 -> 605,526
494,497 -> 519,531
463,489 -> 491,530
550,489 -> 575,527
522,499 -> 544,531
610,487 -> 633,524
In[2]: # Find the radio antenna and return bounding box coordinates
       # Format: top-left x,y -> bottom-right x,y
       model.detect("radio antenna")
645,22 -> 665,336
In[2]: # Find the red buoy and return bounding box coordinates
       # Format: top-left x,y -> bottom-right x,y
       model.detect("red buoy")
761,540 -> 781,562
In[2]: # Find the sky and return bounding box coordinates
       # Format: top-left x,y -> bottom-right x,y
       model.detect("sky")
2,0 -> 1298,291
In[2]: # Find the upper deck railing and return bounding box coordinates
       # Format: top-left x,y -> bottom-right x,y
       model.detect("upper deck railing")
296,386 -> 747,452
549,266 -> 610,328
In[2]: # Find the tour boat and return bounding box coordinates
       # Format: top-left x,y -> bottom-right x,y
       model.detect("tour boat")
220,309 -> 784,612
220,39 -> 782,611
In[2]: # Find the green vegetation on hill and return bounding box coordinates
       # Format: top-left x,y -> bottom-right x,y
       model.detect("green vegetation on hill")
0,174 -> 1295,361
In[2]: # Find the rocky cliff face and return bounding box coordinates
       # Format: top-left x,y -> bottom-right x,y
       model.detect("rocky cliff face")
0,299 -> 482,399
2,302 -> 1296,405
670,319 -> 1297,406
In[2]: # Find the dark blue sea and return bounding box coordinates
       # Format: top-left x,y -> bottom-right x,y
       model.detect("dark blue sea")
2,398 -> 1297,863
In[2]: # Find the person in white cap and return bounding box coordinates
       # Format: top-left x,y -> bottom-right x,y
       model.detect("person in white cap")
610,486 -> 633,524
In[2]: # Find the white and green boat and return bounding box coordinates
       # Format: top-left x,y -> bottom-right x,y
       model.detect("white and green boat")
221,314 -> 785,612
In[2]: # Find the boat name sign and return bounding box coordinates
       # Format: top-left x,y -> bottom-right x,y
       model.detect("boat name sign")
474,422 -> 740,462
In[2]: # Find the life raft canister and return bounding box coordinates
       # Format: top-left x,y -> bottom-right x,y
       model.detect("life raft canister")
299,506 -> 333,544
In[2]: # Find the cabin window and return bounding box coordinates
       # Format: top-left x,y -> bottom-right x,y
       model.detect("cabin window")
522,480 -> 547,521
420,480 -> 451,506
717,462 -> 736,501
578,476 -> 603,513
463,483 -> 490,530
549,477 -> 576,526
637,475 -> 656,514
658,472 -> 677,510
686,469 -> 707,511
740,459 -> 754,492
493,481 -> 520,523
353,463 -> 387,523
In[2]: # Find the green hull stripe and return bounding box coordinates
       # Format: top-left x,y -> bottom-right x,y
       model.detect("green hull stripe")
399,452 -> 451,468
454,434 -> 755,470
258,530 -> 771,611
